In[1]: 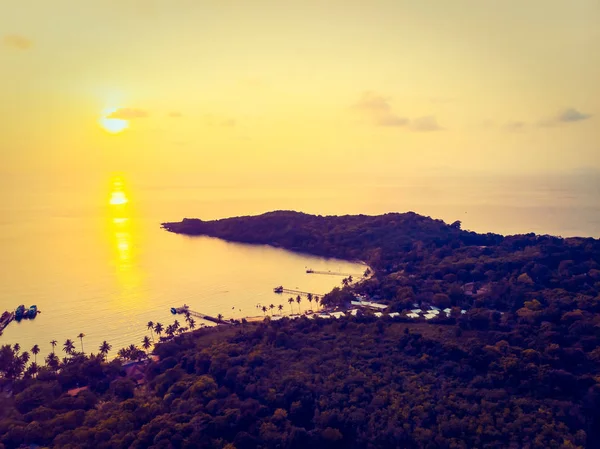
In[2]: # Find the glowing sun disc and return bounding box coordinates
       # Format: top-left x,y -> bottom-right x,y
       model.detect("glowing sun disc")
100,117 -> 129,134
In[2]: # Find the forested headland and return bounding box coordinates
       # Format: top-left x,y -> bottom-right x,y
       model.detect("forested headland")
1,211 -> 599,448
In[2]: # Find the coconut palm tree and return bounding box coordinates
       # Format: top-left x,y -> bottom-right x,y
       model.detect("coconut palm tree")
188,318 -> 196,330
117,348 -> 128,360
13,343 -> 20,355
307,293 -> 313,310
173,320 -> 180,330
348,275 -> 353,284
342,277 -> 349,287
27,362 -> 39,379
217,313 -> 224,322
147,321 -> 155,342
314,296 -> 320,310
99,341 -> 112,360
269,304 -> 275,316
154,322 -> 164,338
288,297 -> 294,314
142,336 -> 152,352
31,345 -> 40,364
296,295 -> 302,313
278,304 -> 284,315
63,339 -> 75,355
45,353 -> 59,371
21,351 -> 30,365
261,306 -> 267,316
77,333 -> 85,353
50,340 -> 57,354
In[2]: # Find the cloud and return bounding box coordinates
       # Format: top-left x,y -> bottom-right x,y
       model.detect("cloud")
168,111 -> 183,118
107,108 -> 149,119
410,116 -> 443,132
503,121 -> 527,132
3,34 -> 32,50
539,108 -> 592,127
221,119 -> 236,127
353,92 -> 408,127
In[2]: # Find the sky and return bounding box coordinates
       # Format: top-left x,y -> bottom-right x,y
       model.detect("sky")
1,0 -> 599,182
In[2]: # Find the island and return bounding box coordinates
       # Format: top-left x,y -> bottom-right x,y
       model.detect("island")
1,211 -> 599,448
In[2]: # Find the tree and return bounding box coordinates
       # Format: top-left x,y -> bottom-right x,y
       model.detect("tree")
288,297 -> 295,314
296,295 -> 302,313
99,341 -> 112,360
13,343 -> 20,354
173,320 -> 180,330
188,318 -> 196,329
147,321 -> 155,342
31,344 -> 39,365
63,339 -> 75,355
217,314 -> 224,322
142,336 -> 152,352
117,348 -> 128,360
307,293 -> 313,310
77,333 -> 85,353
154,322 -> 164,338
314,296 -> 320,310
342,277 -> 349,287
262,306 -> 267,316
269,304 -> 275,316
45,352 -> 59,371
50,340 -> 57,354
278,304 -> 284,314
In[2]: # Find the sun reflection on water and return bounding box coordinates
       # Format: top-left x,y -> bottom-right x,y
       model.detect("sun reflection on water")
107,175 -> 142,300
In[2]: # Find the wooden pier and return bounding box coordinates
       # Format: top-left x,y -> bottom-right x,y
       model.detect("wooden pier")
172,305 -> 229,325
306,269 -> 362,277
273,286 -> 323,297
0,312 -> 15,335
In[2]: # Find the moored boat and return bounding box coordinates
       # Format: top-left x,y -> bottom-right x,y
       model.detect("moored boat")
15,305 -> 25,321
29,305 -> 37,318
273,286 -> 283,293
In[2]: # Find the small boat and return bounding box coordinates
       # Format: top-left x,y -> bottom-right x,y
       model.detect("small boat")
22,309 -> 29,319
29,305 -> 37,318
15,305 -> 25,321
306,269 -> 314,273
170,307 -> 177,314
273,286 -> 283,293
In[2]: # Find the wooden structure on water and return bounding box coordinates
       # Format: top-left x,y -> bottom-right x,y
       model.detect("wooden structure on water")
0,311 -> 15,335
171,305 -> 229,325
306,269 -> 362,277
273,286 -> 323,297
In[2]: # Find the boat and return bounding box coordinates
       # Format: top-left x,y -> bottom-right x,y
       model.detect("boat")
306,269 -> 314,273
15,305 -> 25,321
170,307 -> 177,314
29,305 -> 37,318
273,286 -> 283,293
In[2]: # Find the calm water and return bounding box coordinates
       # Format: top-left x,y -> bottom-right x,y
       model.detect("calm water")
0,172 -> 598,359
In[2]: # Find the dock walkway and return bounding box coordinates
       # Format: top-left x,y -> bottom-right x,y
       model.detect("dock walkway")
172,305 -> 229,325
273,286 -> 323,297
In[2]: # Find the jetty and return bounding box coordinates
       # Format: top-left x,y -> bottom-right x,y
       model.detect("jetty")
273,286 -> 323,297
0,311 -> 15,335
171,305 -> 229,325
306,269 -> 362,277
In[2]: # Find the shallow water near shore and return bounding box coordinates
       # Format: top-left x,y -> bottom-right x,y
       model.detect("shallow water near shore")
0,171 -> 598,359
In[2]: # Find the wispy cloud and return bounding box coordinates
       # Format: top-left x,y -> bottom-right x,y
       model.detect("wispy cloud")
168,111 -> 183,118
221,119 -> 236,127
353,92 -> 443,131
107,108 -> 149,119
3,34 -> 32,50
539,108 -> 592,127
503,121 -> 527,132
410,116 -> 443,132
353,92 -> 409,127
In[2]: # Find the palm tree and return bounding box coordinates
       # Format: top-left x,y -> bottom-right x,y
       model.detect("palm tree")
173,320 -> 180,330
307,293 -> 313,310
117,348 -> 128,360
21,351 -> 30,365
217,313 -> 224,322
261,306 -> 267,316
13,343 -> 20,354
269,304 -> 275,316
296,295 -> 302,313
348,275 -> 353,284
99,341 -> 112,360
50,340 -> 57,354
154,322 -> 163,338
142,336 -> 152,352
31,345 -> 40,364
77,333 -> 85,353
188,318 -> 196,329
314,296 -> 320,310
166,325 -> 175,338
278,304 -> 284,315
147,321 -> 155,342
342,277 -> 349,287
45,353 -> 59,371
288,297 -> 294,314
63,339 -> 75,355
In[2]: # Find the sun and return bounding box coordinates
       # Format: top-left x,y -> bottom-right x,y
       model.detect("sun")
100,108 -> 128,134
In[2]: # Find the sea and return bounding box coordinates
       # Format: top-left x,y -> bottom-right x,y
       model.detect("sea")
0,171 -> 598,360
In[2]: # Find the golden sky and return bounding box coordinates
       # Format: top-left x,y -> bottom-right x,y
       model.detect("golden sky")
1,0 -> 599,179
